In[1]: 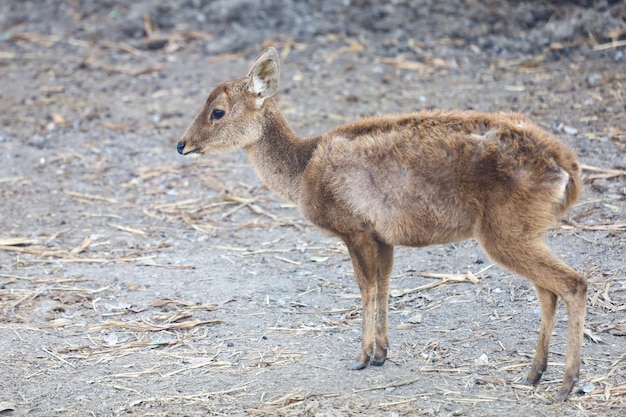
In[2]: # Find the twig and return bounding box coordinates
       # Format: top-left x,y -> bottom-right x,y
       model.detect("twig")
64,189 -> 118,203
390,271 -> 480,297
83,56 -> 162,76
0,176 -> 25,183
593,40 -> 626,51
0,237 -> 39,246
110,224 -> 147,237
274,255 -> 301,265
42,347 -> 76,368
353,377 -> 420,393
581,164 -> 626,180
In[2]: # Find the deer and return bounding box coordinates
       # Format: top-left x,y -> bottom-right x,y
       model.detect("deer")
176,47 -> 587,401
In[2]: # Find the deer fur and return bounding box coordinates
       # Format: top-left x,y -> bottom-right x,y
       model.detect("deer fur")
177,47 -> 587,401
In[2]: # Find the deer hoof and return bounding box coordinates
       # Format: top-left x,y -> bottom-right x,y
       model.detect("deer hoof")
347,359 -> 369,370
554,386 -> 572,402
370,357 -> 386,367
526,369 -> 544,385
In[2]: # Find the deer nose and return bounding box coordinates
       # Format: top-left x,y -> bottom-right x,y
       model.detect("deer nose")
177,142 -> 185,155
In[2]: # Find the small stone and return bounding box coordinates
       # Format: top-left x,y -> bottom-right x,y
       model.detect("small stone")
591,179 -> 610,193
103,332 -> 119,346
0,402 -> 16,412
562,125 -> 578,135
475,353 -> 489,365
579,381 -> 596,394
30,134 -> 47,149
407,313 -> 423,324
586,73 -> 601,85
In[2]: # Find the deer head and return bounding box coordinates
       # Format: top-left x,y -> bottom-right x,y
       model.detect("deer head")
177,47 -> 281,156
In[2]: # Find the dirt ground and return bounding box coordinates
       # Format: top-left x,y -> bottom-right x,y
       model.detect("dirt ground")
0,1 -> 625,416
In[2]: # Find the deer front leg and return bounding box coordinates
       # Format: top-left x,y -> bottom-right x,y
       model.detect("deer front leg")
371,242 -> 393,366
344,234 -> 380,370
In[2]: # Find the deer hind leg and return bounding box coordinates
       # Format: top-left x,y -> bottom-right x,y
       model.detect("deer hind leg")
479,237 -> 587,401
372,242 -> 394,366
527,285 -> 557,384
344,233 -> 391,370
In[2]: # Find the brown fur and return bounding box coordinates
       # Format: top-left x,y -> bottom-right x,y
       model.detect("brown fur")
177,48 -> 587,401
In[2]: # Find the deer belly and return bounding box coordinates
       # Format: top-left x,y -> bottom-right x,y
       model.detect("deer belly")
337,179 -> 476,247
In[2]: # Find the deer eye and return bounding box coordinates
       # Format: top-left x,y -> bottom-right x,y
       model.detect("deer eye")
211,109 -> 225,120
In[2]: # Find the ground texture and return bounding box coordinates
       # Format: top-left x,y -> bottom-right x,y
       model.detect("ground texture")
0,1 -> 625,416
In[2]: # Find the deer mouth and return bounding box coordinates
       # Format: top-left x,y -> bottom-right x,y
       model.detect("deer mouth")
176,142 -> 200,156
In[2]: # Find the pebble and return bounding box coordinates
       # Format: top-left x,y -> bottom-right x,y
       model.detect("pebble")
475,353 -> 489,365
579,381 -> 596,394
407,313 -> 423,324
562,125 -> 578,135
30,134 -> 47,148
586,73 -> 602,84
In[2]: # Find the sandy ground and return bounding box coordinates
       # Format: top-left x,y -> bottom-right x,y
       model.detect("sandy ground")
0,1 -> 625,416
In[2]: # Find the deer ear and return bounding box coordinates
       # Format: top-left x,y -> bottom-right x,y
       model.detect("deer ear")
247,47 -> 280,108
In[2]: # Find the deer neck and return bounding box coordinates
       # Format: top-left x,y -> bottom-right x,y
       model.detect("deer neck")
245,100 -> 320,203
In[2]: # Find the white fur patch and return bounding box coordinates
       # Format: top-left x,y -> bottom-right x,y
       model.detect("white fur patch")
471,129 -> 498,141
249,74 -> 264,94
555,167 -> 569,203
332,135 -> 349,143
254,97 -> 265,109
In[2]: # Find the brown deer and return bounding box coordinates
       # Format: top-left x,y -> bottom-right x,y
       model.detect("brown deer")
177,47 -> 587,401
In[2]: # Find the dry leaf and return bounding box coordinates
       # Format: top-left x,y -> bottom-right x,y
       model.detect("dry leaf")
310,256 -> 329,263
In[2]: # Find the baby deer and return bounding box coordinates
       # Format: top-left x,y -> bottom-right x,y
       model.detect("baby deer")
177,47 -> 587,401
